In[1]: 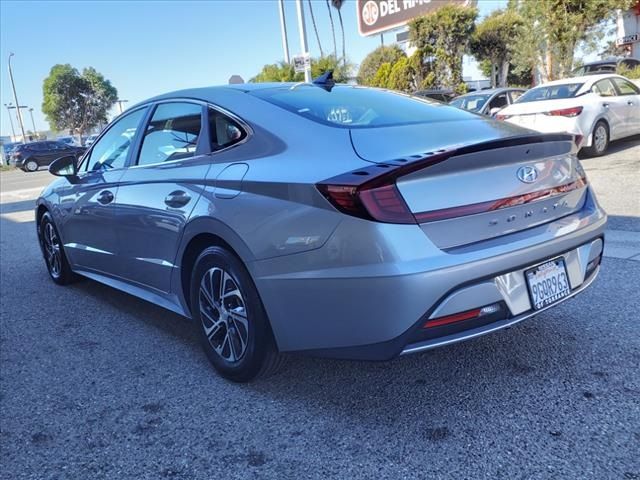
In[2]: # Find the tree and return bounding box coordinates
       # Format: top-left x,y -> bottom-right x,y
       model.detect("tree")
308,0 -> 324,57
471,10 -> 523,87
508,0 -> 636,82
326,0 -> 338,59
370,62 -> 392,88
331,0 -> 346,67
409,4 -> 478,91
42,64 -> 117,144
387,57 -> 417,92
251,55 -> 352,83
358,45 -> 406,86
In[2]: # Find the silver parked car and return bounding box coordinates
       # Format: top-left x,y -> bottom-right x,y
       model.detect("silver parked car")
36,82 -> 607,382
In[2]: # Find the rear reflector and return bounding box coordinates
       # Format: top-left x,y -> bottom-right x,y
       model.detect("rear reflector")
545,106 -> 583,117
425,303 -> 501,328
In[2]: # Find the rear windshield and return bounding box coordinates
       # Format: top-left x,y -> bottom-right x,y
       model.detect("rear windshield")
250,85 -> 475,128
449,94 -> 492,112
517,83 -> 583,103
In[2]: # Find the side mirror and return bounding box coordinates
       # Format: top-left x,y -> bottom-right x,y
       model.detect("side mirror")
489,107 -> 502,117
49,155 -> 77,178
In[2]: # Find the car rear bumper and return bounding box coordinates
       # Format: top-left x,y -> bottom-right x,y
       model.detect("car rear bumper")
250,187 -> 607,359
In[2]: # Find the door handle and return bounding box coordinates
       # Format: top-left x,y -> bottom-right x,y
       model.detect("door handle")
97,190 -> 114,205
164,190 -> 191,208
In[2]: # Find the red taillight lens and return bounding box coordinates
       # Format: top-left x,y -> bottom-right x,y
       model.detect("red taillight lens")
496,114 -> 510,121
545,106 -> 583,117
317,182 -> 415,224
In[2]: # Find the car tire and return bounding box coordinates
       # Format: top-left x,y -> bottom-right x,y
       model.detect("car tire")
25,160 -> 39,172
39,212 -> 76,285
190,246 -> 285,382
583,121 -> 609,157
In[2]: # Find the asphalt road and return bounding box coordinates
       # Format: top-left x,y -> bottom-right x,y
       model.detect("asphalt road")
1,138 -> 639,480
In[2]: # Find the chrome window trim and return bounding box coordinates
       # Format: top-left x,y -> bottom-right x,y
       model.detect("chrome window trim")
125,98 -> 253,170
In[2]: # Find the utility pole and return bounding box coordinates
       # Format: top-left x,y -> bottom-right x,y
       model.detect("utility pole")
295,0 -> 312,83
7,53 -> 27,143
278,0 -> 290,63
4,103 -> 16,140
116,99 -> 128,114
28,108 -> 37,135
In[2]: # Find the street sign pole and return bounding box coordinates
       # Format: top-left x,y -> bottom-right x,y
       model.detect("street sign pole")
278,0 -> 290,64
294,0 -> 312,83
7,53 -> 27,143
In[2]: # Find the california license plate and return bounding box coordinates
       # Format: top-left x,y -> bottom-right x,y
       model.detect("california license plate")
525,258 -> 571,310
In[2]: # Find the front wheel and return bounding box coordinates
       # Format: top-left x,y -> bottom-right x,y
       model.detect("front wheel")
190,246 -> 285,382
583,121 -> 609,157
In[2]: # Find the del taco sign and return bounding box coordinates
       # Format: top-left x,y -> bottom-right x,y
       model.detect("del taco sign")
357,0 -> 477,36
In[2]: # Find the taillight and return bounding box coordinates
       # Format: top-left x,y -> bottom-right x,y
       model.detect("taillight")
545,106 -> 583,117
496,114 -> 511,121
317,182 -> 415,224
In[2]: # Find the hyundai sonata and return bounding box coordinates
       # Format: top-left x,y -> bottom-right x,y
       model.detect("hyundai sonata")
36,81 -> 607,381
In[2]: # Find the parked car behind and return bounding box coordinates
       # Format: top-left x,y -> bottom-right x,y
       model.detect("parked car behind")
1,142 -> 20,165
85,133 -> 99,146
37,83 -> 606,382
413,89 -> 457,103
496,74 -> 640,156
11,141 -> 85,172
449,88 -> 525,117
571,57 -> 640,76
57,136 -> 79,147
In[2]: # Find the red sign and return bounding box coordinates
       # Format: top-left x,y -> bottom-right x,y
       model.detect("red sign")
357,0 -> 477,37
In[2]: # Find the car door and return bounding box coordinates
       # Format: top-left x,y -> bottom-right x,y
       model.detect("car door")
113,101 -> 212,292
592,78 -> 628,139
56,107 -> 148,275
611,77 -> 640,135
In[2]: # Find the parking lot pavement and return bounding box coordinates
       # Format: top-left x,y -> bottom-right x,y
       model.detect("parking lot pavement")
1,139 -> 639,480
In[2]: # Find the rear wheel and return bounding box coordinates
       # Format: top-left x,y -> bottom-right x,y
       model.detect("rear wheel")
39,212 -> 76,285
583,121 -> 609,157
25,160 -> 38,172
190,246 -> 285,382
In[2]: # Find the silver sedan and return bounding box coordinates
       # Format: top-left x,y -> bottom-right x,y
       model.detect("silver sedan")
36,82 -> 607,382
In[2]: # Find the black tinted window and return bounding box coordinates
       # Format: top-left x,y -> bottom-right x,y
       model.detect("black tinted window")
251,86 -> 474,128
137,102 -> 202,166
84,108 -> 146,172
209,108 -> 246,151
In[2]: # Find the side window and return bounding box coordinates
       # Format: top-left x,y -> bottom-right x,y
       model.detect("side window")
209,108 -> 246,151
137,102 -> 202,166
592,79 -> 617,97
488,93 -> 508,111
83,108 -> 146,172
612,78 -> 640,96
509,90 -> 524,103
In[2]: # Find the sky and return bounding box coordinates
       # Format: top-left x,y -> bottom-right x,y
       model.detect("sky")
0,0 -> 508,138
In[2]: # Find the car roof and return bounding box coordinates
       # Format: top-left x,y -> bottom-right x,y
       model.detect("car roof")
457,87 -> 522,97
534,74 -> 625,87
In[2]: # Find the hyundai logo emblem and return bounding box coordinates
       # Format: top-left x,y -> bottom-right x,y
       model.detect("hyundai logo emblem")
517,165 -> 538,183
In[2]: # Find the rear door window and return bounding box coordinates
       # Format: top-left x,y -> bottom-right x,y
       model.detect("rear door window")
137,102 -> 203,166
593,79 -> 618,97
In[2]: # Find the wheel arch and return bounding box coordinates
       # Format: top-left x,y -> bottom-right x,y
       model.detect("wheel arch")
174,216 -> 256,318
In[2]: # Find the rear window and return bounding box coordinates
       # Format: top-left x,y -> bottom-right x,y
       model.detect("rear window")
517,83 -> 583,103
250,86 -> 475,128
449,94 -> 492,112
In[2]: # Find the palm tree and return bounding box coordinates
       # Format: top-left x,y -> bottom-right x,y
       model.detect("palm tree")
331,0 -> 346,66
308,0 -> 324,57
326,0 -> 338,60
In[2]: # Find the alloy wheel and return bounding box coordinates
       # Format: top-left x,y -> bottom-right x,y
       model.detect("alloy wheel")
43,222 -> 62,278
594,125 -> 607,153
199,267 -> 249,363
26,160 -> 38,172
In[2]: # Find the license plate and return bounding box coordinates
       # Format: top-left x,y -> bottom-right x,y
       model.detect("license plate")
525,258 -> 571,310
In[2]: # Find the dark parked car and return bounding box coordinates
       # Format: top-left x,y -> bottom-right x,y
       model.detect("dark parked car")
449,87 -> 526,117
413,89 -> 457,103
571,58 -> 640,76
11,141 -> 85,172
